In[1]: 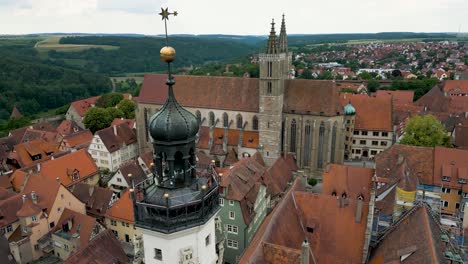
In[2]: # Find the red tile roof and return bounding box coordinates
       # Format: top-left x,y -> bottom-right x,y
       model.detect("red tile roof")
70,96 -> 99,117
56,120 -> 82,136
51,208 -> 99,249
40,149 -> 99,188
369,204 -> 446,264
433,147 -> 468,190
95,123 -> 137,153
118,160 -> 147,186
0,194 -> 23,227
21,173 -> 61,215
106,189 -> 134,223
322,164 -> 374,202
61,130 -> 93,149
374,90 -> 414,104
64,229 -> 128,264
139,74 -> 259,112
10,138 -> 59,168
10,106 -> 22,119
16,195 -> 41,217
196,126 -> 210,149
72,183 -> 114,218
454,120 -> 468,149
415,84 -> 468,114
111,118 -> 135,129
341,94 -> 393,131
443,80 -> 468,95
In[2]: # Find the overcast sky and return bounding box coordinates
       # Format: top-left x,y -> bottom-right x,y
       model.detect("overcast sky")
1,0 -> 467,35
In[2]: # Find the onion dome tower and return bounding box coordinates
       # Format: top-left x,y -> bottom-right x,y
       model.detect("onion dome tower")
133,8 -> 220,264
343,101 -> 356,160
344,101 -> 356,116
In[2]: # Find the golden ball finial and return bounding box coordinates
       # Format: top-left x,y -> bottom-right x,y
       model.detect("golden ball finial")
160,46 -> 176,63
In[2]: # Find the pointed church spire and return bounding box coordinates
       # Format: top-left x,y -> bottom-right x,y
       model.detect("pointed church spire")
266,19 -> 278,54
278,14 -> 288,53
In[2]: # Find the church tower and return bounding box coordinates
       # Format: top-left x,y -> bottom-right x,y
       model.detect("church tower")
258,15 -> 291,165
132,9 -> 219,264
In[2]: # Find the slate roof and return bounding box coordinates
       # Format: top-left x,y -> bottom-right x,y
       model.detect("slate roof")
64,229 -> 129,264
95,123 -> 137,153
369,204 -> 446,264
40,149 -> 99,188
340,93 -> 393,131
72,183 -> 114,218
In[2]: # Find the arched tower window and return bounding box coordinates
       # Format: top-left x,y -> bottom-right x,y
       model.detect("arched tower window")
252,116 -> 259,130
209,112 -> 215,127
330,122 -> 338,163
303,121 -> 312,166
195,110 -> 201,124
290,119 -> 297,153
223,112 -> 229,127
236,114 -> 243,129
317,122 -> 325,169
268,61 -> 273,77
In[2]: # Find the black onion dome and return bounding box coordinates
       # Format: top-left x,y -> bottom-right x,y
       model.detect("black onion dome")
149,83 -> 199,142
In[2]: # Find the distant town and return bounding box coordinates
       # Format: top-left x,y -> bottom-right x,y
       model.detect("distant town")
0,8 -> 468,264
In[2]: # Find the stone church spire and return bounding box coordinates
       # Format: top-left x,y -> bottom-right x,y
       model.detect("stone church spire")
266,19 -> 278,54
278,14 -> 288,53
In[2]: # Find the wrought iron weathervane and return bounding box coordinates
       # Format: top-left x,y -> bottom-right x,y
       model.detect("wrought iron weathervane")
158,7 -> 177,79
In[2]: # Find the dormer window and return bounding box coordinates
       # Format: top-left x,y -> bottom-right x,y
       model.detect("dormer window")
442,176 -> 451,182
358,194 -> 364,201
458,178 -> 467,184
342,192 -> 347,199
72,170 -> 79,181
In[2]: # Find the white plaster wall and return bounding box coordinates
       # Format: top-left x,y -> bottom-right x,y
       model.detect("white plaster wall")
140,216 -> 217,264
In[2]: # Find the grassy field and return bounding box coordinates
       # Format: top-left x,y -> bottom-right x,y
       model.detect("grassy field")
35,36 -> 119,58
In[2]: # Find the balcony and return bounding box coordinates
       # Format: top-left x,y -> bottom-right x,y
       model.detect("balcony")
133,168 -> 220,234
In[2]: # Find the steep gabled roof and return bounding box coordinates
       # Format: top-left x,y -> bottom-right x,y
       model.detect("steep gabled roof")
51,208 -> 99,249
21,173 -> 61,215
443,80 -> 468,95
10,138 -> 59,168
56,120 -> 83,136
0,193 -> 23,227
70,96 -> 99,117
72,183 -> 114,218
322,164 -> 374,202
106,190 -> 134,223
433,147 -> 468,191
62,129 -> 93,149
341,93 -> 393,131
40,149 -> 98,187
64,229 -> 128,264
95,123 -> 137,153
117,160 -> 147,186
374,90 -> 414,104
369,204 -> 446,264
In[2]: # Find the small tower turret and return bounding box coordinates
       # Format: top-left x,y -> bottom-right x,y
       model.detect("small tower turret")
278,14 -> 288,53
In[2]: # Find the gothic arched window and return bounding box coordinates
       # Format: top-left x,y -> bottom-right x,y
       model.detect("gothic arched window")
303,120 -> 312,166
290,119 -> 297,153
209,112 -> 215,127
317,122 -> 325,169
236,114 -> 243,129
223,112 -> 229,127
330,122 -> 338,163
252,116 -> 259,131
195,110 -> 201,124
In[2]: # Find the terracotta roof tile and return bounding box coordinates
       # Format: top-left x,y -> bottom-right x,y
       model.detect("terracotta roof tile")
16,195 -> 41,217
322,164 -> 374,201
95,123 -> 137,153
284,79 -> 341,116
118,160 -> 147,186
72,183 -> 114,218
433,147 -> 468,190
10,106 -> 22,119
341,94 -> 393,131
138,151 -> 153,168
197,126 -> 210,149
454,122 -> 468,149
0,194 -> 23,227
61,130 -> 93,149
374,90 -> 414,104
415,84 -> 468,114
369,205 -> 446,263
10,139 -> 59,168
22,173 -> 61,215
70,96 -> 99,117
51,208 -> 99,249
64,229 -> 128,264
56,120 -> 83,136
21,129 -> 59,144
111,118 -> 135,129
139,74 -> 259,112
106,189 -> 134,223
40,149 -> 99,188
443,80 -> 468,95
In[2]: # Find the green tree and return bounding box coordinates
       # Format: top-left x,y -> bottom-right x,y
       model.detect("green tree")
400,115 -> 451,147
367,79 -> 380,93
308,178 -> 318,186
105,107 -> 125,120
359,72 -> 372,80
83,107 -> 113,133
117,99 -> 136,119
95,93 -> 124,108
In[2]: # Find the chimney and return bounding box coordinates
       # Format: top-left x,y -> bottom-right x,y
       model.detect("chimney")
355,198 -> 363,223
113,125 -> 117,136
36,163 -> 41,172
56,177 -> 60,184
301,239 -> 310,264
31,191 -> 38,204
22,194 -> 27,204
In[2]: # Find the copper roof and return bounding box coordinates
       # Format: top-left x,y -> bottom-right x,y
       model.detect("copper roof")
64,229 -> 129,264
340,94 -> 393,131
322,164 -> 374,202
139,74 -> 259,112
369,205 -> 446,263
95,123 -> 137,153
40,149 -> 99,187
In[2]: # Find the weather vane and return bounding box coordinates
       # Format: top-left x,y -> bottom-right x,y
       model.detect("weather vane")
158,7 -> 177,78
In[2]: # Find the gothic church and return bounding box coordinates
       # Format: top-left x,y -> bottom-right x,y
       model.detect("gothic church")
136,16 -> 345,170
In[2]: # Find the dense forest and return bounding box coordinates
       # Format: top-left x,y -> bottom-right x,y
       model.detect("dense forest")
0,38 -> 112,122
52,36 -> 259,74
